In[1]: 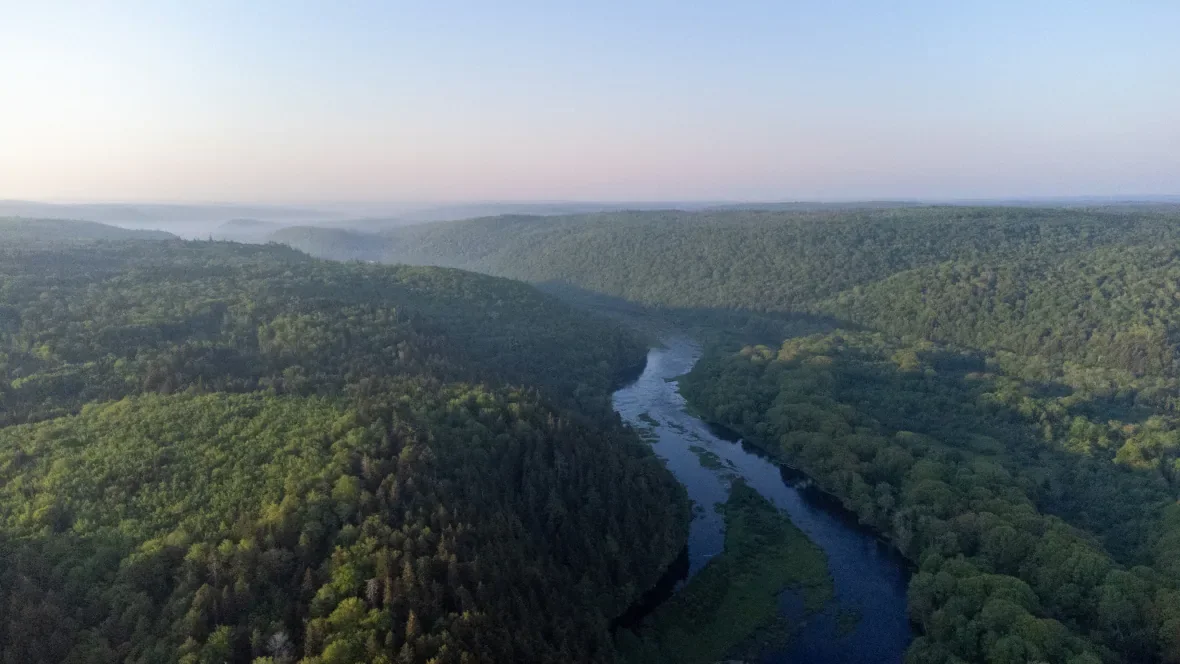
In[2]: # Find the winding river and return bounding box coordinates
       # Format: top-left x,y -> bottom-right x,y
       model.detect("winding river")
613,338 -> 913,663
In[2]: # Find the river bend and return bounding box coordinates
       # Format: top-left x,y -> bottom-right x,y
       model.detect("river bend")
612,339 -> 913,663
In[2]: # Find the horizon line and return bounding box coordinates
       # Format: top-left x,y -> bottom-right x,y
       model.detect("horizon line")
5,194 -> 1180,208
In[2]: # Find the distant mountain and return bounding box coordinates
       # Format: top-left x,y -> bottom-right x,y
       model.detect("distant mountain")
703,200 -> 926,212
0,200 -> 331,223
388,202 -> 706,222
281,206 -> 1180,316
268,225 -> 385,261
300,200 -> 942,224
204,217 -> 418,243
302,204 -> 710,231
0,217 -> 174,248
314,216 -> 415,232
209,218 -> 285,243
0,201 -> 333,238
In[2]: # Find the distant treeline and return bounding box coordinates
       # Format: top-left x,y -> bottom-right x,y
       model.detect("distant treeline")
276,206 -> 1180,379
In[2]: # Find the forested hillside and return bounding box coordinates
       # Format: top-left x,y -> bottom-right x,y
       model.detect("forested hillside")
284,205 -> 1180,387
289,205 -> 1180,662
681,333 -> 1180,663
0,237 -> 687,663
269,227 -> 385,263
278,207 -> 1180,313
0,241 -> 646,424
820,243 -> 1180,380
17,207 -> 1180,662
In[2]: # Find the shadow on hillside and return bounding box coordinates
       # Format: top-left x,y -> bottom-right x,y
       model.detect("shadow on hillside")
533,280 -> 855,348
810,341 -> 1176,567
919,348 -> 1157,425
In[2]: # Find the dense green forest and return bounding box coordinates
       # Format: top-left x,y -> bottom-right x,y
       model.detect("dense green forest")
820,243 -> 1180,382
276,206 -> 1180,383
681,333 -> 1180,663
279,205 -> 1180,662
15,206 -> 1180,663
0,234 -> 687,663
277,206 -> 1180,313
0,240 -> 646,424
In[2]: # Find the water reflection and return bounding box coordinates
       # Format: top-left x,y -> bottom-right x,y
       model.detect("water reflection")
612,339 -> 913,663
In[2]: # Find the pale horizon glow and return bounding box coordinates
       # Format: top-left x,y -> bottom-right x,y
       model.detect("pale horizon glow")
2,1 -> 1178,204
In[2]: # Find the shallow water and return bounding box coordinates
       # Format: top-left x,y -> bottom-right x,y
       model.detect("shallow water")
612,338 -> 913,663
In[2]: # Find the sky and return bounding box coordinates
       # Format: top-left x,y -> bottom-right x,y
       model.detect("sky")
1,1 -> 1178,203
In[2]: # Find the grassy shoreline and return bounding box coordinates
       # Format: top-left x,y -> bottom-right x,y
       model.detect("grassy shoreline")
617,481 -> 833,664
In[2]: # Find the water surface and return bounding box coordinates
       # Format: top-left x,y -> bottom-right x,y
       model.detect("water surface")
613,338 -> 913,663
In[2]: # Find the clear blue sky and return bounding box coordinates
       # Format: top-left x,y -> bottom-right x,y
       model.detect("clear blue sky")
1,1 -> 1177,202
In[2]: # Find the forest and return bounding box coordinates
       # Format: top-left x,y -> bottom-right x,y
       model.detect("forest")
11,204 -> 1180,663
278,206 -> 1180,315
0,229 -> 687,663
286,205 -> 1180,663
819,243 -> 1180,382
681,332 -> 1180,663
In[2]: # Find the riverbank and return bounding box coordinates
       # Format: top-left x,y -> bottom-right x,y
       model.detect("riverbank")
610,339 -> 912,663
617,481 -> 832,664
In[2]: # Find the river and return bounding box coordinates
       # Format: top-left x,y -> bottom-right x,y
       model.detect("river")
612,338 -> 913,663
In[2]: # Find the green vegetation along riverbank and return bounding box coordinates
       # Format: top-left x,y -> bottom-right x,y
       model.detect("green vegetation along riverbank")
617,481 -> 832,664
682,332 -> 1180,663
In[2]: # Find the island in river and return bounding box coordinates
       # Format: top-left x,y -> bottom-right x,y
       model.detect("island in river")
613,339 -> 913,664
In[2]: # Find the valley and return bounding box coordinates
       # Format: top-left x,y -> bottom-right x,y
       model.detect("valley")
275,204 -> 1180,663
6,5 -> 1175,662
5,205 -> 1180,663
612,340 -> 911,663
